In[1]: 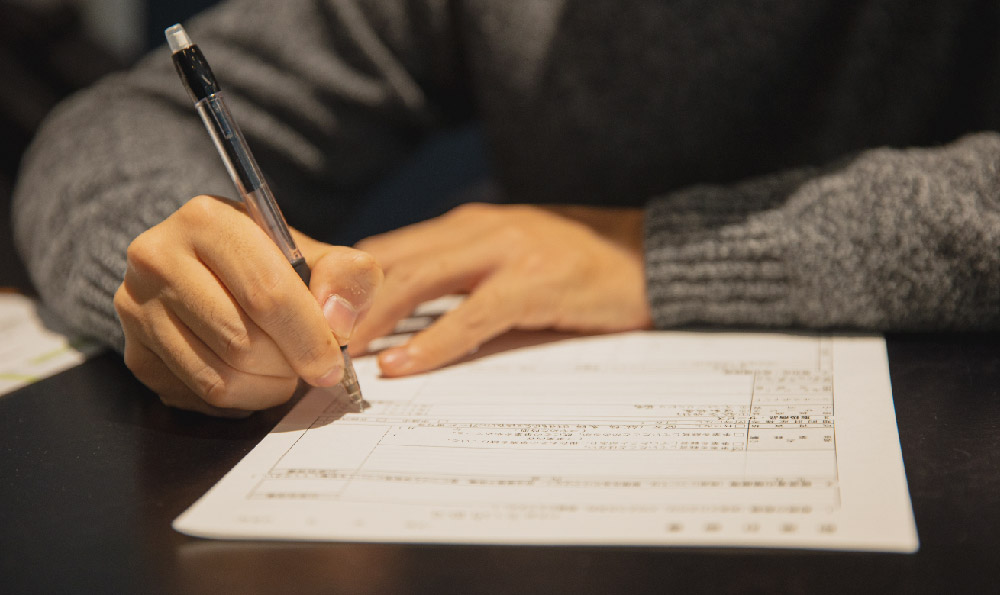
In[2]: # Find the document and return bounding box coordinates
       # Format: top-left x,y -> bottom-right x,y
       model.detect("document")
0,293 -> 103,396
174,330 -> 918,551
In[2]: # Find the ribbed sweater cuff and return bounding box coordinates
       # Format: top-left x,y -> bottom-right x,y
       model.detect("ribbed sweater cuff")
643,190 -> 796,328
69,187 -> 184,353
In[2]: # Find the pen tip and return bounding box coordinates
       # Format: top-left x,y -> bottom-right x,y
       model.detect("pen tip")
165,24 -> 193,53
340,351 -> 366,406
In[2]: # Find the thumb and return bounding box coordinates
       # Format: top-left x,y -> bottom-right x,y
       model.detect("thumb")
307,247 -> 382,345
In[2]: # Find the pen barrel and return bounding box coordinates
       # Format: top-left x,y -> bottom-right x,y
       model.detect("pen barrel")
195,95 -> 307,270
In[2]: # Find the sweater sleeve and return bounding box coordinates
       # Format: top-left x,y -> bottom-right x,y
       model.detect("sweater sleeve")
12,0 -> 466,351
644,131 -> 1000,331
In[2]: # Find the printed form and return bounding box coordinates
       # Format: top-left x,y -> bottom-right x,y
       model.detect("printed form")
174,330 -> 918,551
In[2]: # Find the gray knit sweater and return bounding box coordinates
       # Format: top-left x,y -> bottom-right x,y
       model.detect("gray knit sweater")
12,0 -> 1000,351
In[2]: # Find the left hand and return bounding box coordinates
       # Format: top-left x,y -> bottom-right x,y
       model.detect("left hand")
351,202 -> 652,376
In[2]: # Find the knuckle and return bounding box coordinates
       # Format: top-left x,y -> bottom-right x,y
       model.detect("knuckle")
352,250 -> 382,281
219,326 -> 256,369
193,365 -> 235,408
348,255 -> 384,308
240,270 -> 286,321
338,249 -> 383,296
112,285 -> 134,319
125,229 -> 166,273
180,194 -> 222,222
450,201 -> 494,220
295,337 -> 339,378
122,343 -> 148,377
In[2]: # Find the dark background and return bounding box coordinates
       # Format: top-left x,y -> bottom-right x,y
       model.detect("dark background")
1,0 -> 219,294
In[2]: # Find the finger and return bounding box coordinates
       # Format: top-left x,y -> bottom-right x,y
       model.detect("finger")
350,240 -> 502,351
377,274 -> 520,376
307,248 -> 383,344
170,272 -> 295,378
124,342 -> 253,417
180,196 -> 344,386
123,285 -> 300,410
125,237 -> 296,379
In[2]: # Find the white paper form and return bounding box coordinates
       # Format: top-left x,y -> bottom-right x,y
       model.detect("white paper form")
174,331 -> 918,551
0,293 -> 103,396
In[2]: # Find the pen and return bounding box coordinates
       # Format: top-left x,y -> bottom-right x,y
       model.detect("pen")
164,23 -> 364,405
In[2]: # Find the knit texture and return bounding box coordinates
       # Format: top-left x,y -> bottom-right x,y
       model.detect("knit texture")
12,0 -> 1000,351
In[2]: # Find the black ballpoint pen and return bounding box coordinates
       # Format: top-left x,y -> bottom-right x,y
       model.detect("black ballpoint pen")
165,23 -> 364,404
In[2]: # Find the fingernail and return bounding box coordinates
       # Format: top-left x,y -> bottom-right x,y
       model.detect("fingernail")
379,346 -> 414,375
323,294 -> 359,344
316,364 -> 343,387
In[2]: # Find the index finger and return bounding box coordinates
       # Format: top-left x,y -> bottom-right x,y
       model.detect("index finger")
376,275 -> 519,377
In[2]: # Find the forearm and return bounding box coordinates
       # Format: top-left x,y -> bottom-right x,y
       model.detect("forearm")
12,61 -> 226,350
12,0 -> 462,350
644,132 -> 1000,331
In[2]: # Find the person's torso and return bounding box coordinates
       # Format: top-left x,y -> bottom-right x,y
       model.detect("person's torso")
460,0 -> 1000,205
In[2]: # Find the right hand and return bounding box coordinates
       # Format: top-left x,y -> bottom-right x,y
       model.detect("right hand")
114,195 -> 382,417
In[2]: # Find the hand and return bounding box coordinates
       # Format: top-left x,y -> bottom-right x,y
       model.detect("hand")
351,202 -> 651,376
114,195 -> 382,417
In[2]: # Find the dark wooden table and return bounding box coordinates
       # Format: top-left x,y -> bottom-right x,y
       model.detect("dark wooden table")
1,331 -> 999,595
